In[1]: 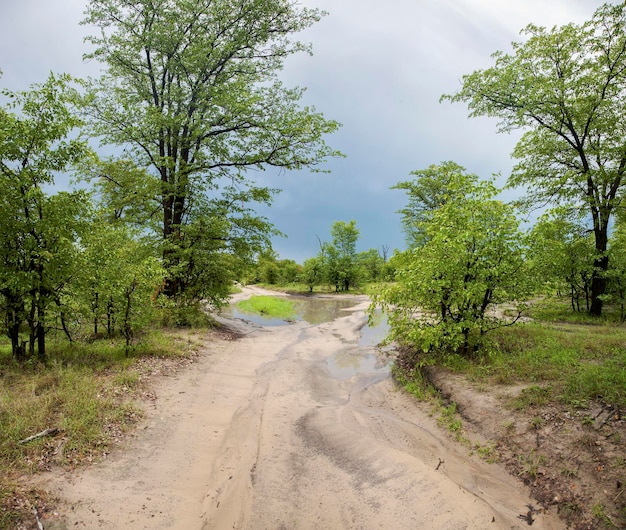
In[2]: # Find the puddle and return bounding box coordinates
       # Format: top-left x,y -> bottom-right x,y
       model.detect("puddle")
223,296 -> 359,326
223,295 -> 393,381
326,350 -> 390,380
326,312 -> 392,380
359,310 -> 389,347
292,297 -> 359,325
224,307 -> 293,327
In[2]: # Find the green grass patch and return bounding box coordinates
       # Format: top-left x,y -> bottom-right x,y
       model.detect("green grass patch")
510,385 -> 553,411
527,296 -> 620,324
393,297 -> 626,411
0,361 -> 137,472
517,449 -> 546,479
437,320 -> 626,409
236,295 -> 297,320
437,401 -> 465,441
391,363 -> 435,401
564,357 -> 626,408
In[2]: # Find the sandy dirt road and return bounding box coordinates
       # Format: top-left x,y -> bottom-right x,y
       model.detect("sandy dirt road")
42,289 -> 564,529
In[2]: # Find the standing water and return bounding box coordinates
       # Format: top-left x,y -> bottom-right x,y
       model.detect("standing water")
326,309 -> 392,380
224,293 -> 393,380
223,296 -> 360,326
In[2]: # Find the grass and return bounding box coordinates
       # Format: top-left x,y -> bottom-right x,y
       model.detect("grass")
489,321 -> 625,409
510,385 -> 553,411
561,465 -> 579,478
0,327 -> 201,525
415,316 -> 626,411
475,442 -> 498,463
592,503 -> 618,527
236,295 -> 298,320
527,296 -> 622,324
393,297 -> 626,414
517,449 -> 546,479
391,363 -> 434,401
437,402 -> 466,441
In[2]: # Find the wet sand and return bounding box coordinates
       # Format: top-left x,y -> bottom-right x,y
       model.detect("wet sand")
41,287 -> 564,529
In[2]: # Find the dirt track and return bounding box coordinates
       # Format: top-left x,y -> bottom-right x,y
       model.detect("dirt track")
41,288 -> 564,529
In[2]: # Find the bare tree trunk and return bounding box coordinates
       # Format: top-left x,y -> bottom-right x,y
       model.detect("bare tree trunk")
28,298 -> 36,359
5,293 -> 24,360
590,254 -> 608,317
93,290 -> 99,336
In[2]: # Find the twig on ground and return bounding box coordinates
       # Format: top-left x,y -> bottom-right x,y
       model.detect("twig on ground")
19,427 -> 60,445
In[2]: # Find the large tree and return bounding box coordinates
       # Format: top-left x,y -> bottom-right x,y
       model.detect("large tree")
82,0 -> 340,299
443,2 -> 626,316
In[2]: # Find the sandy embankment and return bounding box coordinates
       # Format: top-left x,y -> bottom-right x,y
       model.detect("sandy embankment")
41,287 -> 564,529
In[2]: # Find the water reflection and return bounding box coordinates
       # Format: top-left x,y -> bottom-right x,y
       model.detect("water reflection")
326,311 -> 392,380
225,307 -> 292,327
326,350 -> 390,380
223,294 -> 393,380
359,310 -> 389,347
292,297 -> 358,325
223,296 -> 359,326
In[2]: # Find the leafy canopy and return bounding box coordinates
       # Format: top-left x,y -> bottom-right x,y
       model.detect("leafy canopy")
82,0 -> 341,300
442,2 -> 626,316
393,161 -> 478,248
322,220 -> 361,291
0,74 -> 90,360
375,166 -> 532,357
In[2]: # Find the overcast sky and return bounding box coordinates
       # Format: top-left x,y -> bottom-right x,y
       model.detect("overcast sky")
0,0 -> 609,263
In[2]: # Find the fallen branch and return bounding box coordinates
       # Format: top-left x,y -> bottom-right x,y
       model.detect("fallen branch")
19,427 -> 60,445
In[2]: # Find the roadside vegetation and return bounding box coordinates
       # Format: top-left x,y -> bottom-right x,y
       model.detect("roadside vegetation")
3,1 -> 626,529
0,325 -> 204,528
391,299 -> 626,529
395,300 -> 625,411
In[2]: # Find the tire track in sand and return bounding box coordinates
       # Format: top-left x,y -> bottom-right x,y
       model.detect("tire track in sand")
42,292 -> 564,529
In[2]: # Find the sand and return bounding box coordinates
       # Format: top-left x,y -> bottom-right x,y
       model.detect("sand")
40,287 -> 564,529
